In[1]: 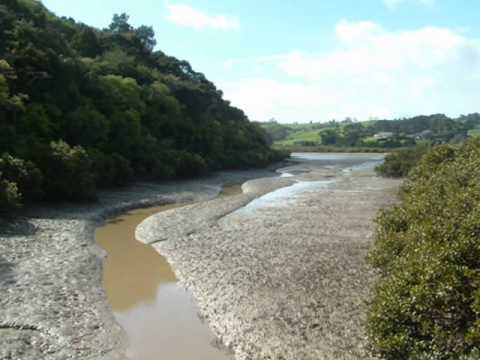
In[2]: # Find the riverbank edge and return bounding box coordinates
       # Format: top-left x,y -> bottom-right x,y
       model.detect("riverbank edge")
0,165 -> 288,360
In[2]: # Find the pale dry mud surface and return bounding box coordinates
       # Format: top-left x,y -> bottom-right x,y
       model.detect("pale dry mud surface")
137,153 -> 402,360
0,166 -> 282,360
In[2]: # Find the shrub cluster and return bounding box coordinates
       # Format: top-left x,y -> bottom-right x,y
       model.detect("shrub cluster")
0,153 -> 43,201
368,138 -> 480,359
0,173 -> 21,213
375,145 -> 431,178
0,153 -> 42,212
38,141 -> 97,201
0,141 -> 98,211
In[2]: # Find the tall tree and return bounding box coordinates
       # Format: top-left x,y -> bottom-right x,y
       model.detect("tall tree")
108,13 -> 133,33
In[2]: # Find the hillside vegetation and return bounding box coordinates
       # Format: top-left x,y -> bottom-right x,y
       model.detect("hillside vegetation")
368,138 -> 480,359
262,114 -> 480,150
0,0 -> 286,212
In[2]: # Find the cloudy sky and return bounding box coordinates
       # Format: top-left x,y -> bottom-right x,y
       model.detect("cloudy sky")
42,0 -> 480,123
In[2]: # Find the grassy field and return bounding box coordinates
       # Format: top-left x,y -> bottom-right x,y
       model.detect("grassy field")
468,128 -> 480,137
276,129 -> 323,145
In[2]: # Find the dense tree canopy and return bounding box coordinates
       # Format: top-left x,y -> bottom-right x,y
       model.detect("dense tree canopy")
0,0 -> 285,211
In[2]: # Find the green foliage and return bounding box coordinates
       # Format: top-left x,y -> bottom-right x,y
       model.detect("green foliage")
0,60 -> 27,112
39,141 -> 96,201
108,13 -> 133,33
89,150 -> 133,187
375,145 -> 431,178
260,121 -> 294,143
135,25 -> 156,52
71,27 -> 102,58
0,1 -> 285,208
0,153 -> 43,201
319,128 -> 339,145
174,151 -> 208,178
0,73 -> 9,105
368,139 -> 480,359
65,105 -> 109,148
0,174 -> 21,214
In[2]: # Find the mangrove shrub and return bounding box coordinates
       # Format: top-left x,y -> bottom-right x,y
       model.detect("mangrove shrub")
368,139 -> 480,359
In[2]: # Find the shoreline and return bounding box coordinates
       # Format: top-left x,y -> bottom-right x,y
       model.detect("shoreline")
0,167 -> 282,360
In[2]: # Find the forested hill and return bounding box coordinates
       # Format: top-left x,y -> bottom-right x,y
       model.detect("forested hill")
0,0 -> 285,210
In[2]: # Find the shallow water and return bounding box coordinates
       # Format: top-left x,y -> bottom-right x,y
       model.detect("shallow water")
236,180 -> 333,215
239,153 -> 382,215
291,152 -> 385,161
96,185 -> 242,360
291,152 -> 385,169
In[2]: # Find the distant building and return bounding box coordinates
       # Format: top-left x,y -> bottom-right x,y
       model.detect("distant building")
417,130 -> 433,140
373,132 -> 394,140
407,130 -> 433,140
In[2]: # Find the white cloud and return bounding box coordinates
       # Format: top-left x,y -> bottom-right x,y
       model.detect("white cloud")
383,0 -> 436,10
220,21 -> 480,122
166,3 -> 239,30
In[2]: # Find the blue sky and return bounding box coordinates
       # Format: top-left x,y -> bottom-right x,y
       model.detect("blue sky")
42,0 -> 480,123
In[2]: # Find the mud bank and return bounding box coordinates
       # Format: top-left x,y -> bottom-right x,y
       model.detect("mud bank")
136,154 -> 401,360
0,167 -> 281,360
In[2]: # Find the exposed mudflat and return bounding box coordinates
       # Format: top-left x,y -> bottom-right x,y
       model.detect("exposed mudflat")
1,154 -> 400,360
0,167 -> 280,360
137,154 -> 401,360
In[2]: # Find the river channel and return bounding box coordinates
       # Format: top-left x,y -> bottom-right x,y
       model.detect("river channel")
96,185 -> 242,360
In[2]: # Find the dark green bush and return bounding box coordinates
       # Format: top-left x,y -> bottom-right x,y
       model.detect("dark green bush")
368,138 -> 480,359
0,173 -> 22,213
109,153 -> 133,186
40,141 -> 96,201
269,149 -> 291,163
375,145 -> 431,178
151,159 -> 175,180
90,150 -> 133,187
0,153 -> 43,201
174,151 -> 207,178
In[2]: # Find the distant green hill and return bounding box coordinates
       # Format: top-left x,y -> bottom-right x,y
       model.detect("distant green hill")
261,114 -> 480,150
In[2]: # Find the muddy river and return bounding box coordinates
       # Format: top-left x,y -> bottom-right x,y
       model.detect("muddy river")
96,185 -> 242,360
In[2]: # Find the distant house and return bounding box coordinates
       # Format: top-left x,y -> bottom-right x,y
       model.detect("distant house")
417,130 -> 433,140
373,132 -> 394,140
407,130 -> 433,140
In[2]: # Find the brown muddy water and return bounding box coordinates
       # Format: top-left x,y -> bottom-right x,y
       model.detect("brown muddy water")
96,185 -> 242,360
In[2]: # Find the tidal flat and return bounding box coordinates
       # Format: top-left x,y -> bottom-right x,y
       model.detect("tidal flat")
137,153 -> 401,360
1,154 -> 400,360
0,167 -> 278,360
